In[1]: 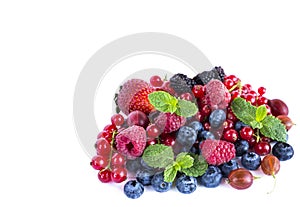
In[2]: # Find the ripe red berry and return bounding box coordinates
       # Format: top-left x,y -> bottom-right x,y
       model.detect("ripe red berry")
228,168 -> 254,190
231,90 -> 240,101
111,167 -> 127,183
180,93 -> 193,101
96,138 -> 111,156
223,129 -> 238,143
103,124 -> 117,134
258,86 -> 266,96
150,75 -> 163,87
223,119 -> 234,131
254,141 -> 271,156
146,124 -> 161,138
111,153 -> 126,167
224,79 -> 235,90
90,155 -> 109,170
98,170 -> 112,183
245,94 -> 256,105
240,126 -> 254,140
192,85 -> 205,98
111,114 -> 124,126
257,96 -> 268,106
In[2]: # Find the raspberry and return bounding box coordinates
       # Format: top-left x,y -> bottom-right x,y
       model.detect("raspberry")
200,139 -> 236,165
115,125 -> 147,159
154,112 -> 186,134
117,79 -> 154,115
205,79 -> 231,110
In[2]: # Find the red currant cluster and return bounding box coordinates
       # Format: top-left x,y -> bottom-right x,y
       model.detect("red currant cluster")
90,114 -> 127,183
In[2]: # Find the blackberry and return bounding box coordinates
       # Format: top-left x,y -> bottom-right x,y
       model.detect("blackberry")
213,66 -> 226,82
193,68 -> 221,85
170,73 -> 193,94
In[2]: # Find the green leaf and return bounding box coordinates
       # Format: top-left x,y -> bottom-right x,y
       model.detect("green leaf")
142,144 -> 174,168
256,105 -> 267,122
261,115 -> 287,142
181,154 -> 208,177
231,97 -> 257,126
148,91 -> 178,113
175,153 -> 194,170
250,120 -> 263,129
175,99 -> 198,117
164,165 -> 178,182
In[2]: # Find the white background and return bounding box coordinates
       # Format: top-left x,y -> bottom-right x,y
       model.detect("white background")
1,0 -> 299,206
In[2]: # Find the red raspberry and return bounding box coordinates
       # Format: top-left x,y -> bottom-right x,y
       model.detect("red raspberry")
200,139 -> 236,165
154,112 -> 186,134
115,125 -> 147,159
205,79 -> 231,110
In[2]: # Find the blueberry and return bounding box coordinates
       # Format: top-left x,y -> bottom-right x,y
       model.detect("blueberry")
140,158 -> 155,171
209,109 -> 226,128
136,170 -> 154,186
189,144 -> 200,154
241,152 -> 261,170
126,158 -> 142,173
272,142 -> 294,161
200,165 -> 223,188
234,121 -> 249,132
176,174 -> 197,194
124,180 -> 144,199
198,130 -> 215,141
234,140 -> 249,157
176,126 -> 197,147
188,121 -> 203,133
219,159 -> 239,177
151,172 -> 172,192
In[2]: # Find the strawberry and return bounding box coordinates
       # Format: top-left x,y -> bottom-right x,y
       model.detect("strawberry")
200,139 -> 236,165
117,79 -> 155,115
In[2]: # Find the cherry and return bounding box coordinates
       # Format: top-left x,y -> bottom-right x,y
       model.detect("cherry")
223,129 -> 238,143
150,75 -> 163,87
98,170 -> 112,183
254,141 -> 271,156
96,138 -> 111,156
111,153 -> 126,167
258,86 -> 266,96
239,126 -> 254,140
192,85 -> 205,98
90,155 -> 109,170
228,168 -> 254,190
111,114 -> 124,126
111,167 -> 127,183
146,124 -> 161,138
127,110 -> 149,128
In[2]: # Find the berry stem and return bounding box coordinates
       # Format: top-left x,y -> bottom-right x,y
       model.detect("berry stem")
229,80 -> 242,93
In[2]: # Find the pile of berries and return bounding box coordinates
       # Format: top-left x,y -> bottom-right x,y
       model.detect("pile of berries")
90,67 -> 295,199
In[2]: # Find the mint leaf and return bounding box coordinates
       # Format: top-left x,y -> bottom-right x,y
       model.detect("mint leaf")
175,153 -> 194,169
164,165 -> 177,182
261,115 -> 287,142
148,91 -> 178,113
181,154 -> 208,177
250,120 -> 263,129
256,105 -> 267,122
142,144 -> 174,168
231,97 -> 256,126
175,99 -> 198,117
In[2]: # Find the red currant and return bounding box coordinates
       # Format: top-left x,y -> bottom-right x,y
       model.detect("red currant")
203,122 -> 211,131
257,96 -> 268,106
223,129 -> 238,143
96,138 -> 111,156
243,84 -> 252,91
192,85 -> 205,98
146,138 -> 158,146
226,75 -> 239,84
258,86 -> 266,96
90,155 -> 109,170
227,111 -> 237,122
98,170 -> 112,183
223,119 -> 234,131
231,90 -> 240,100
146,124 -> 160,138
160,134 -> 176,146
245,94 -> 256,105
254,141 -> 271,156
97,131 -> 111,139
224,79 -> 235,90
239,126 -> 254,140
201,105 -> 211,116
111,153 -> 126,167
150,75 -> 163,87
103,124 -> 117,134
111,167 -> 127,183
111,114 -> 124,126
